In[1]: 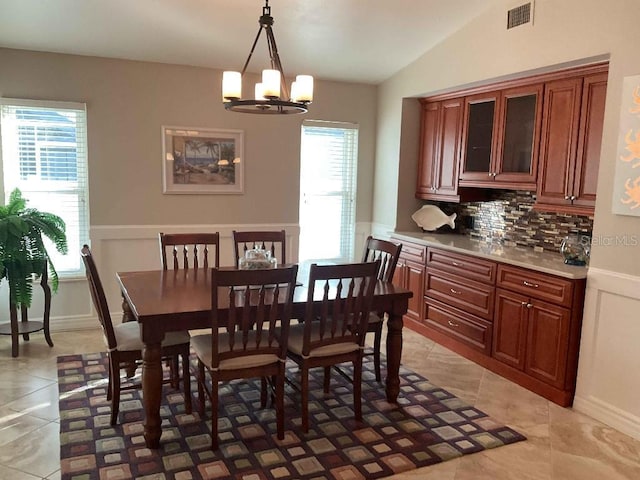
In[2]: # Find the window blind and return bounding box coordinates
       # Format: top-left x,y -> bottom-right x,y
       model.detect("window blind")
299,120 -> 358,263
0,98 -> 89,276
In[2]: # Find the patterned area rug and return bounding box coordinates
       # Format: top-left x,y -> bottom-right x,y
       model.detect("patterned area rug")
58,353 -> 525,479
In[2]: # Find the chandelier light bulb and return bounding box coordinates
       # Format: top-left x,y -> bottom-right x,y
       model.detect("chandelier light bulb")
262,70 -> 281,98
222,71 -> 242,100
295,75 -> 314,103
255,83 -> 266,101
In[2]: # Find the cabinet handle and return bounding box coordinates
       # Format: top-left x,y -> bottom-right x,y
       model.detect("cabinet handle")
570,195 -> 576,201
447,320 -> 460,328
564,195 -> 570,200
450,288 -> 461,295
523,281 -> 539,288
521,301 -> 528,307
488,173 -> 493,177
526,303 -> 533,309
451,261 -> 461,267
492,172 -> 498,177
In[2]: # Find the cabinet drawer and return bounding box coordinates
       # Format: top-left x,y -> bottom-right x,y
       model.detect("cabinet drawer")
497,265 -> 574,307
425,270 -> 494,320
424,297 -> 492,354
395,240 -> 426,263
426,248 -> 496,284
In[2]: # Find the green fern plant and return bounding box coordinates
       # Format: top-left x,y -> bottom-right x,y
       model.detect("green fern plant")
0,188 -> 68,307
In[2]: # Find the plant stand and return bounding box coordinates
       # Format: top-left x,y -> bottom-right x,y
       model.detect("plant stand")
0,263 -> 53,357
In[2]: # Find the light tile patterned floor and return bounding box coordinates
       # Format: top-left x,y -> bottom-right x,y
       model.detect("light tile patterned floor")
0,326 -> 639,479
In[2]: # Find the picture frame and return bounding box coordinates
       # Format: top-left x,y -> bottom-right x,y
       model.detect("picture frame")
162,126 -> 244,194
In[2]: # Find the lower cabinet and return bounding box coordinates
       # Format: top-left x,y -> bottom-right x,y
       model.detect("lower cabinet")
392,240 -> 426,324
424,297 -> 492,355
392,238 -> 586,407
493,288 -> 571,389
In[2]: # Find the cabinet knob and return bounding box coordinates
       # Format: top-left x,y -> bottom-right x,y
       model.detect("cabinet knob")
521,301 -> 528,307
526,303 -> 533,309
570,195 -> 576,201
447,320 -> 460,328
492,172 -> 498,177
450,288 -> 461,295
488,173 -> 493,177
523,281 -> 539,288
564,195 -> 570,200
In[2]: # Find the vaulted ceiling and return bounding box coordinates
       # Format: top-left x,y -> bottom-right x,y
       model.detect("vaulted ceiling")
0,0 -> 492,84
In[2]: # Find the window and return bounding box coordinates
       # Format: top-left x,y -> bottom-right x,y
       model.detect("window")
0,99 -> 89,276
299,120 -> 358,264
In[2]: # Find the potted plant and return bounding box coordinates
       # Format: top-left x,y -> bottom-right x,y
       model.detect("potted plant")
0,188 -> 68,308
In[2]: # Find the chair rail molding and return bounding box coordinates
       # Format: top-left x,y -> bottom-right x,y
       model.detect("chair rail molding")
574,266 -> 640,441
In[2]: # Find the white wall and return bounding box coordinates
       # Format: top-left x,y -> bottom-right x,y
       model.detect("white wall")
374,0 -> 640,439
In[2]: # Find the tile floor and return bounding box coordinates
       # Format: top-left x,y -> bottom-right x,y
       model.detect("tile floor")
1,326 -> 639,479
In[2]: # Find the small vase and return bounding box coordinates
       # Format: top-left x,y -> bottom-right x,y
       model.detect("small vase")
560,234 -> 590,266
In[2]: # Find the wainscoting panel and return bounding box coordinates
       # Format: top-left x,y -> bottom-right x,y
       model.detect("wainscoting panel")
574,267 -> 640,441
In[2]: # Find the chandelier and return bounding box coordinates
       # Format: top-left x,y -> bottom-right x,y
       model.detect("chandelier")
222,0 -> 314,114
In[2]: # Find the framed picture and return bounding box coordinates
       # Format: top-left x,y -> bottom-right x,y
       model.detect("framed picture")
162,126 -> 244,194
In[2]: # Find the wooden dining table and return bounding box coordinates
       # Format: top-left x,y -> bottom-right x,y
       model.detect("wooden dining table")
116,267 -> 412,449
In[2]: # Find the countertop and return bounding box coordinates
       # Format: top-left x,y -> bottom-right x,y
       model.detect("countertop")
390,231 -> 588,280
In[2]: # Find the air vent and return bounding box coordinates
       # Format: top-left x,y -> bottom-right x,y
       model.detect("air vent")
507,2 -> 534,29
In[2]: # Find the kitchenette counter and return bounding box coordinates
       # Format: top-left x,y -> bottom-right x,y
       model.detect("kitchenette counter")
391,231 -> 588,280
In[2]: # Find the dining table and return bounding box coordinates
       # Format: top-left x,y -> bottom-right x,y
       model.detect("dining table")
116,266 -> 412,449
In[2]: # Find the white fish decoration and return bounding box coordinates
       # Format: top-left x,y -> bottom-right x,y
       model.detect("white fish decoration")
411,205 -> 457,231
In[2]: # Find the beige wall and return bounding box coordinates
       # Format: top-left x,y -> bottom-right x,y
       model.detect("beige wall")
373,0 -> 640,439
0,47 -> 377,226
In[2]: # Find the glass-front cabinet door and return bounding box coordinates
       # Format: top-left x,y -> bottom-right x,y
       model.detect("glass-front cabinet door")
459,92 -> 499,183
494,84 -> 543,187
459,85 -> 542,189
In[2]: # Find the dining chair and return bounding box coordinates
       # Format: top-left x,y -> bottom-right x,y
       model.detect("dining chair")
81,245 -> 192,425
286,260 -> 378,433
159,232 -> 220,270
191,264 -> 298,449
232,230 -> 286,268
361,236 -> 402,381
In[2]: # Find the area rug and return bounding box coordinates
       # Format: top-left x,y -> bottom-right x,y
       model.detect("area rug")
57,353 -> 525,480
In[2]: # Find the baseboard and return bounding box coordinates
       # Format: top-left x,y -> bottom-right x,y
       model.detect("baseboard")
573,395 -> 640,440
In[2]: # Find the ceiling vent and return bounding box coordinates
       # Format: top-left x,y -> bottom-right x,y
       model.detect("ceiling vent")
507,2 -> 534,29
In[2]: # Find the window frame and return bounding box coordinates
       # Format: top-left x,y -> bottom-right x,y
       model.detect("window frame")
0,98 -> 90,278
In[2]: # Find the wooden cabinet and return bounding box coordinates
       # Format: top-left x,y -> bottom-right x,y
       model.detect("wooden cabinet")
492,264 -> 582,395
394,239 -> 587,406
392,240 -> 425,323
459,84 -> 543,190
423,248 -> 496,353
416,98 -> 463,201
417,62 -> 608,207
493,288 -> 571,388
536,72 -> 608,215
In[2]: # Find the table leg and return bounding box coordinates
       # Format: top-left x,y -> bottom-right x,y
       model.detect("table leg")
385,308 -> 404,402
142,341 -> 163,449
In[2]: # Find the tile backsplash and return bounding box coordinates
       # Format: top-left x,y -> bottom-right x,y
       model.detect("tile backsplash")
433,191 -> 593,253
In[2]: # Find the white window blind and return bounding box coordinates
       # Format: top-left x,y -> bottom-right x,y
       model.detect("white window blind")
299,120 -> 358,263
0,98 -> 89,276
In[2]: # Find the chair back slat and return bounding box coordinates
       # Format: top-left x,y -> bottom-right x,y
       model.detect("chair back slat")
210,266 -> 298,368
232,230 -> 286,268
159,232 -> 220,270
81,245 -> 117,350
361,236 -> 402,282
301,261 -> 378,357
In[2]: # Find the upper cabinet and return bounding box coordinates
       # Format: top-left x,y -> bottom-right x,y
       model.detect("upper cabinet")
536,72 -> 608,215
416,63 -> 608,211
416,98 -> 463,202
459,84 -> 543,190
